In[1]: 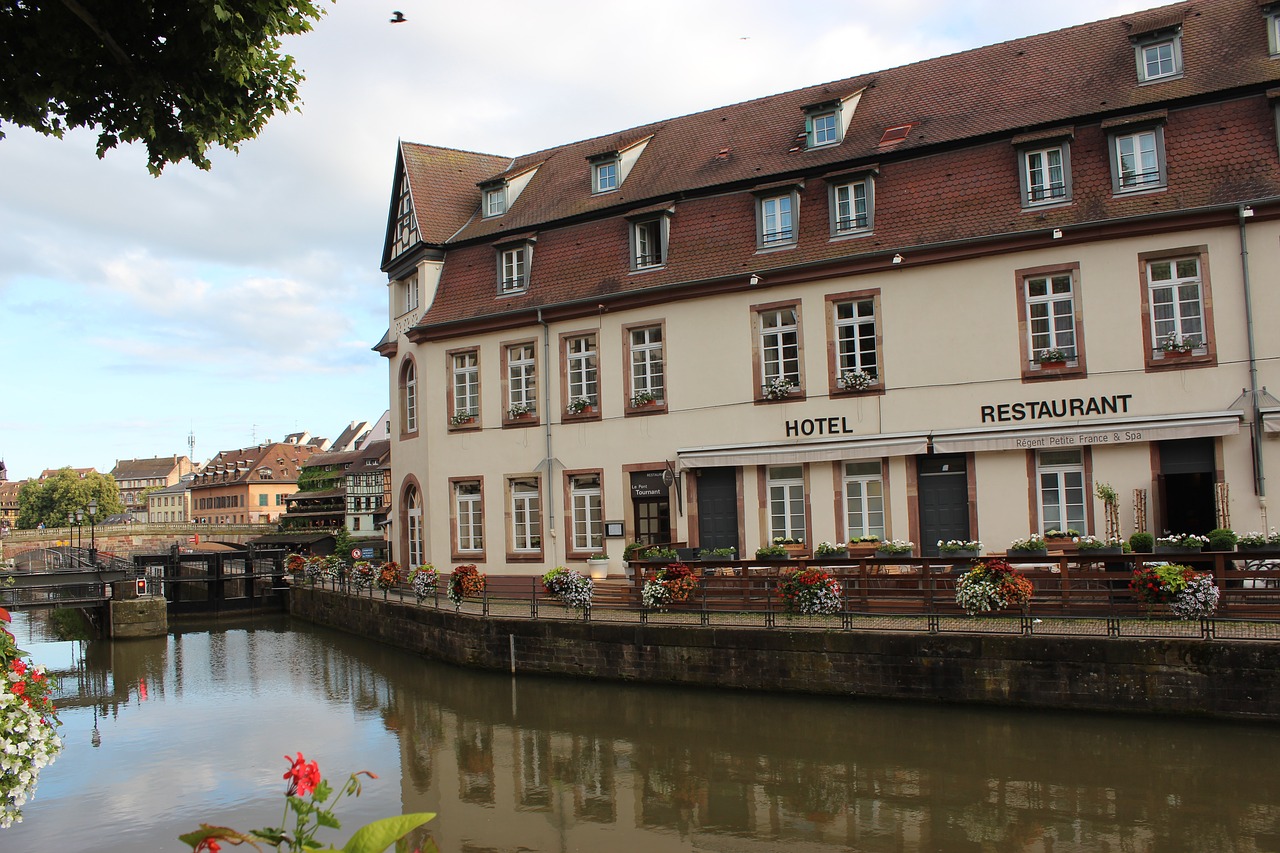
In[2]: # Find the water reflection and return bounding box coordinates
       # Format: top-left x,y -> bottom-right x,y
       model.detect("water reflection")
8,610 -> 1280,852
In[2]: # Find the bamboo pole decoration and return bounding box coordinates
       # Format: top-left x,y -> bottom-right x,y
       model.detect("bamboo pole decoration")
1134,488 -> 1148,534
1216,482 -> 1230,530
1105,501 -> 1120,542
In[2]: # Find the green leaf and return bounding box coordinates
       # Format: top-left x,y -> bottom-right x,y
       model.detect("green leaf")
338,814 -> 436,853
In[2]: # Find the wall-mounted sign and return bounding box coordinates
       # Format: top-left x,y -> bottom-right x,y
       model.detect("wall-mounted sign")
351,547 -> 362,559
604,521 -> 625,538
630,470 -> 668,498
362,547 -> 375,559
981,394 -> 1134,424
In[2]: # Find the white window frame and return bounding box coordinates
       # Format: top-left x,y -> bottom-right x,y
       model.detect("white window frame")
499,245 -> 528,294
1037,449 -> 1087,535
833,298 -> 878,383
1111,127 -> 1166,193
628,325 -> 665,405
1147,256 -> 1205,352
759,307 -> 800,388
810,110 -> 839,147
1268,12 -> 1280,57
510,479 -> 542,553
483,185 -> 506,218
454,481 -> 483,552
406,485 -> 424,567
767,465 -> 806,542
829,178 -> 872,235
1020,144 -> 1071,206
569,474 -> 603,552
401,360 -> 417,433
452,351 -> 479,420
1025,272 -> 1077,362
593,158 -> 619,194
1134,32 -> 1182,83
843,460 -> 885,541
756,191 -> 797,249
566,334 -> 598,408
630,216 -> 667,270
506,343 -> 537,415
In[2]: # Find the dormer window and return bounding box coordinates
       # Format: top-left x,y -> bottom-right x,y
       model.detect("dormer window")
810,110 -> 838,147
627,206 -> 673,271
825,170 -> 875,236
496,237 -> 535,294
593,158 -> 619,194
802,91 -> 862,150
1132,27 -> 1182,83
753,181 -> 802,250
483,184 -> 507,217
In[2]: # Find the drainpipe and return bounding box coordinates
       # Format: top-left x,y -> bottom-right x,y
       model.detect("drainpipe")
1238,205 -> 1267,506
538,308 -> 558,563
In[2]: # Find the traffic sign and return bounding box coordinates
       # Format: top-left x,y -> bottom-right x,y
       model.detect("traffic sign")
351,547 -> 362,559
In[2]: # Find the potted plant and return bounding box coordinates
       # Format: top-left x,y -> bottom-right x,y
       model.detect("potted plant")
1206,528 -> 1238,553
507,401 -> 535,419
1006,536 -> 1048,559
954,558 -> 1034,615
1159,333 -> 1201,356
1155,533 -> 1209,554
622,541 -> 647,562
629,389 -> 659,408
351,560 -> 375,591
846,536 -> 881,556
836,368 -> 875,391
641,563 -> 697,609
762,376 -> 796,400
876,539 -> 915,557
773,536 -> 810,558
777,567 -> 842,615
1034,347 -> 1071,368
586,552 -> 610,579
698,546 -> 737,559
1130,564 -> 1220,619
410,563 -> 437,601
937,539 -> 982,559
642,545 -> 679,563
447,564 -> 486,606
1075,535 -> 1125,556
813,541 -> 845,558
1238,529 -> 1280,552
450,409 -> 477,426
566,396 -> 596,415
755,543 -> 788,560
1129,531 -> 1155,553
542,566 -> 594,610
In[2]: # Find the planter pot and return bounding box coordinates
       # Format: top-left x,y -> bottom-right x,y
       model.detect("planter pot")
1155,545 -> 1204,555
939,549 -> 980,560
1037,360 -> 1067,370
1078,547 -> 1124,557
783,545 -> 811,559
1239,543 -> 1275,553
586,559 -> 609,580
1006,548 -> 1049,560
846,542 -> 881,557
875,549 -> 914,558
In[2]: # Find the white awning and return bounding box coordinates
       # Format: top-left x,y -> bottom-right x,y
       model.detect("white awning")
677,433 -> 929,470
931,411 -> 1243,454
1263,409 -> 1280,435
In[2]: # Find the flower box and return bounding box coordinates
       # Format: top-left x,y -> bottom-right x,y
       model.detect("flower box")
1155,545 -> 1203,555
1078,546 -> 1124,557
782,544 -> 811,559
939,548 -> 980,560
876,547 -> 914,558
1006,548 -> 1049,560
1239,543 -> 1275,553
1038,360 -> 1067,370
846,541 -> 881,556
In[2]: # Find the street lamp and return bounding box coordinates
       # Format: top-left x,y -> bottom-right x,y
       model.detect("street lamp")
67,512 -> 74,551
88,498 -> 98,565
75,509 -> 84,551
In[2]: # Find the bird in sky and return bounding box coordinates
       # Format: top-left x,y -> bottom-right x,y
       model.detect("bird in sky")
390,11 -> 406,23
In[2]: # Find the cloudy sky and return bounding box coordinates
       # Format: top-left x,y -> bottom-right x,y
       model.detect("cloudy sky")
0,0 -> 1168,482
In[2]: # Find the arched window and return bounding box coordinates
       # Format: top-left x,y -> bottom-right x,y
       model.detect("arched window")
400,358 -> 418,434
404,483 -> 423,567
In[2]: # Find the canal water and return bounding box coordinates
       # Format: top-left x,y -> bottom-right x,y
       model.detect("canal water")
5,611 -> 1280,853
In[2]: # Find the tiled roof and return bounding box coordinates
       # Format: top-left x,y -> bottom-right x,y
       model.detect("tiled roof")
397,1 -> 1273,254
194,442 -> 319,487
110,456 -> 187,481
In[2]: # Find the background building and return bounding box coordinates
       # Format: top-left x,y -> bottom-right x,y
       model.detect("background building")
189,442 -> 319,524
379,0 -> 1280,571
110,455 -> 195,522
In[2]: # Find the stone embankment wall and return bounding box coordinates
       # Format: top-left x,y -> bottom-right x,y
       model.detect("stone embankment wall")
291,587 -> 1280,722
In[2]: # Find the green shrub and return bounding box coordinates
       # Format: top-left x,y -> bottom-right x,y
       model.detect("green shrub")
1207,528 -> 1238,551
1129,532 -> 1154,553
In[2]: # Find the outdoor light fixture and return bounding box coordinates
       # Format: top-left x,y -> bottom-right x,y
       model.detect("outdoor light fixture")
1242,205 -> 1255,218
88,498 -> 98,564
891,253 -> 904,264
749,273 -> 761,285
1052,228 -> 1063,239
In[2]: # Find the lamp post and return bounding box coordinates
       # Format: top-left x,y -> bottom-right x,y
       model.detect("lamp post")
88,498 -> 98,565
75,509 -> 84,551
67,512 -> 74,551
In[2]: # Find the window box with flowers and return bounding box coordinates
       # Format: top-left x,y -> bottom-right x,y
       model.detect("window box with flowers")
1006,536 -> 1048,559
450,409 -> 478,427
762,376 -> 797,401
836,368 -> 876,393
1239,530 -> 1280,552
629,390 -> 660,409
875,538 -> 915,557
813,541 -> 845,558
1155,533 -> 1208,555
845,536 -> 881,556
507,401 -> 535,421
1076,535 -> 1126,556
938,539 -> 983,559
566,396 -> 597,416
1157,333 -> 1203,359
772,536 -> 810,558
1032,347 -> 1074,369
755,544 -> 789,560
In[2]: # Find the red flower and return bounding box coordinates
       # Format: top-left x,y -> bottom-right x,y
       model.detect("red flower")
195,839 -> 221,853
11,659 -> 26,676
11,680 -> 26,696
283,752 -> 321,798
